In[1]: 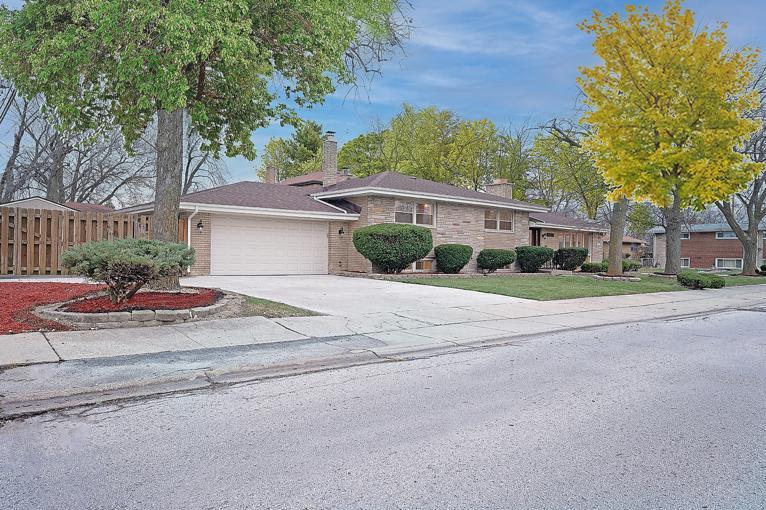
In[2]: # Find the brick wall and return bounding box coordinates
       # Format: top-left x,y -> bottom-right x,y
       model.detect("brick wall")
537,228 -> 604,262
334,196 -> 534,274
654,231 -> 760,269
328,197 -> 372,274
185,212 -> 211,276
681,232 -> 743,268
604,241 -> 644,260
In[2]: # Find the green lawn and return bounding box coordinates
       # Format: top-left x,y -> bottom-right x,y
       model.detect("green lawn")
243,297 -> 320,318
402,273 -> 765,301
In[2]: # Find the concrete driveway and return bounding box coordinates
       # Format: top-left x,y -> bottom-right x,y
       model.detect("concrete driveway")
183,274 -> 529,315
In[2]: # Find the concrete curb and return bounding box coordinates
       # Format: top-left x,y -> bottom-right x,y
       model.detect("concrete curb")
2,305 -> 748,421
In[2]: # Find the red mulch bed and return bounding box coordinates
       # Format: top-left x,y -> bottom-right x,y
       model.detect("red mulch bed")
0,282 -> 104,334
64,288 -> 222,313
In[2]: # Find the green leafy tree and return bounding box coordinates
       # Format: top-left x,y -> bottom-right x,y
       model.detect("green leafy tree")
579,0 -> 762,274
626,202 -> 656,238
339,131 -> 389,177
449,119 -> 500,191
0,0 -> 408,286
257,120 -> 324,181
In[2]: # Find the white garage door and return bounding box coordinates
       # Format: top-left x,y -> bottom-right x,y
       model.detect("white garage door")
210,215 -> 329,275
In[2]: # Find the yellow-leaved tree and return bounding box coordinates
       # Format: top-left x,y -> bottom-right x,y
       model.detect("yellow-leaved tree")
578,0 -> 763,275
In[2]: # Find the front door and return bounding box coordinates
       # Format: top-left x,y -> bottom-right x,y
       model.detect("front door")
530,228 -> 541,246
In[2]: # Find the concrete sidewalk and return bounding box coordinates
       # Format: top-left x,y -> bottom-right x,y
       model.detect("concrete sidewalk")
2,284 -> 764,368
2,285 -> 765,418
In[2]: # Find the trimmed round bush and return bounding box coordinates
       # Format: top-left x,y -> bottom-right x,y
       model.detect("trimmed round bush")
476,248 -> 516,274
580,261 -> 608,273
553,247 -> 589,270
760,264 -> 766,273
622,259 -> 642,272
352,223 -> 432,273
434,244 -> 473,274
61,239 -> 195,303
677,271 -> 725,289
515,246 -> 554,273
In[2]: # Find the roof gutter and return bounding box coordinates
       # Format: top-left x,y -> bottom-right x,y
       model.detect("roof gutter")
529,221 -> 607,233
311,187 -> 549,213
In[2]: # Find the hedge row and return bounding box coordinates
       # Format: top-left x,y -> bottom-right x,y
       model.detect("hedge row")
677,271 -> 725,289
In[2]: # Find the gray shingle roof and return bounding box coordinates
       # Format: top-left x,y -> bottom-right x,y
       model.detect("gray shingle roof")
317,171 -> 545,211
650,221 -> 766,234
529,211 -> 606,231
180,181 -> 345,213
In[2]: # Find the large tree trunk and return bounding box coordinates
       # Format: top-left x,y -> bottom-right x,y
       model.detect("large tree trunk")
607,197 -> 629,276
151,108 -> 184,290
46,134 -> 66,203
663,189 -> 683,275
716,198 -> 763,276
741,230 -> 759,275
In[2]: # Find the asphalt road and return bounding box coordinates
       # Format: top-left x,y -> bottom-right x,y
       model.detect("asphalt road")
2,309 -> 765,509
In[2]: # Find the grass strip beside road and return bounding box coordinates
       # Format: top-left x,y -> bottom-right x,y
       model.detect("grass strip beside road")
403,273 -> 766,301
243,297 -> 320,318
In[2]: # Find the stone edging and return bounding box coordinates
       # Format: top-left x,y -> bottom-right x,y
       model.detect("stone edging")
36,292 -> 240,330
334,269 -> 572,280
592,274 -> 641,282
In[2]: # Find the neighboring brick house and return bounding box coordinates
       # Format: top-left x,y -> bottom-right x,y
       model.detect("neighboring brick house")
652,223 -> 766,270
123,132 -> 549,276
528,212 -> 606,262
603,234 -> 647,261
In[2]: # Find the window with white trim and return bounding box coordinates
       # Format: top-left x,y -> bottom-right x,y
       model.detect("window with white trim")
680,257 -> 690,268
395,200 -> 434,226
716,258 -> 742,269
484,209 -> 514,231
715,231 -> 737,239
680,232 -> 690,240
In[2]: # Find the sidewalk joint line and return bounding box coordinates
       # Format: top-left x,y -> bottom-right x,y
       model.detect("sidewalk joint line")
40,332 -> 63,362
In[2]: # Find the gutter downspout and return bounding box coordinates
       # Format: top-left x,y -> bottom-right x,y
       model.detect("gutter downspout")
186,206 -> 199,273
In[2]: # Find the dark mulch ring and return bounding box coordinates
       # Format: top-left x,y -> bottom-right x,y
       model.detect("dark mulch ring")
0,282 -> 104,334
64,287 -> 223,313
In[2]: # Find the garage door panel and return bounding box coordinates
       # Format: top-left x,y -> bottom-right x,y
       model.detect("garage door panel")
210,215 -> 328,275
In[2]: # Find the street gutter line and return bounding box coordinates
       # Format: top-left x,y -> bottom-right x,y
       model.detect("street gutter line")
1,306 -> 757,423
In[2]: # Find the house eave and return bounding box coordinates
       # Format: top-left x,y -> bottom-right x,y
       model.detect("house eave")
311,187 -> 548,212
122,201 -> 359,221
529,220 -> 606,233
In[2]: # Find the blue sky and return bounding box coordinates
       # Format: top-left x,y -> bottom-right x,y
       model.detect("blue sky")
3,0 -> 765,181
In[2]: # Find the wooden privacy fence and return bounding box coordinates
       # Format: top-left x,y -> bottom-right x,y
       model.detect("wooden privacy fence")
0,207 -> 185,276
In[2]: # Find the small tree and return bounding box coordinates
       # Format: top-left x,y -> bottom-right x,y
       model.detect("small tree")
61,239 -> 194,304
352,224 -> 432,273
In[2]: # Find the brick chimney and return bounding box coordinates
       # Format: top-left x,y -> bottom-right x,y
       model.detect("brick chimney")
264,166 -> 277,184
486,179 -> 513,199
322,131 -> 338,187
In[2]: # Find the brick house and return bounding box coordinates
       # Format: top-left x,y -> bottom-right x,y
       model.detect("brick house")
603,234 -> 647,261
125,132 -> 549,275
652,223 -> 766,270
528,211 -> 606,262
124,132 -> 607,276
